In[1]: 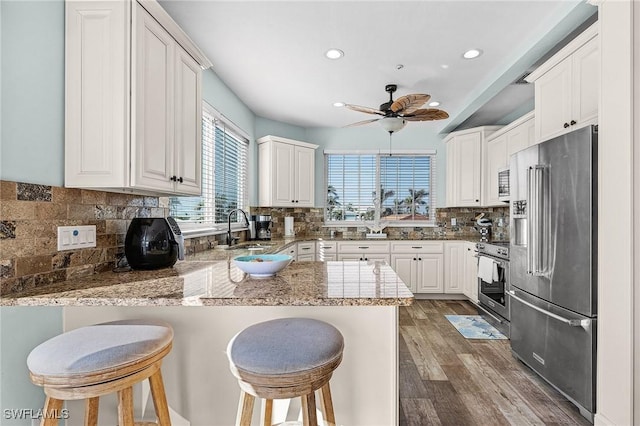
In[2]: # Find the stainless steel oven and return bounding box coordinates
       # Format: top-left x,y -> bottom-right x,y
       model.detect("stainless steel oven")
476,242 -> 510,337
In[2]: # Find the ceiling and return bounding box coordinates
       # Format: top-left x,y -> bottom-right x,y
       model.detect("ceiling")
158,1 -> 597,134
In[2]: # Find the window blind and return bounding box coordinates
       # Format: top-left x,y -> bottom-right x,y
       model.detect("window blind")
169,104 -> 248,225
325,152 -> 436,223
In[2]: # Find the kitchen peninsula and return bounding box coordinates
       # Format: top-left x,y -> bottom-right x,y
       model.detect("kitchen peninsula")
1,256 -> 412,425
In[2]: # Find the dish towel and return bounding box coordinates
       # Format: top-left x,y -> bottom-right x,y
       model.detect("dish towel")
478,256 -> 498,283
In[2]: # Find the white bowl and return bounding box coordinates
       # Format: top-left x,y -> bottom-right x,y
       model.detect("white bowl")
232,254 -> 293,278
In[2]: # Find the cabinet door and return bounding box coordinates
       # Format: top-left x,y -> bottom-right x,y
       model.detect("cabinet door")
174,47 -> 202,195
464,243 -> 479,303
391,255 -> 417,293
132,5 -> 175,192
65,0 -> 129,187
416,254 -> 444,293
456,132 -> 482,206
572,37 -> 599,127
534,58 -> 572,142
484,135 -> 507,206
444,242 -> 465,294
506,120 -> 531,157
272,142 -> 295,206
294,146 -> 315,206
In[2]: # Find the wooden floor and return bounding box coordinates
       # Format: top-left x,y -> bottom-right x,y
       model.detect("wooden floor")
399,300 -> 591,426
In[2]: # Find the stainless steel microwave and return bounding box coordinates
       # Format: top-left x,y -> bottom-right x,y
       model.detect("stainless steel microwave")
498,167 -> 510,202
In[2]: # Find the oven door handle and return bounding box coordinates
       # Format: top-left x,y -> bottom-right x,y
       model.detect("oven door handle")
507,290 -> 591,331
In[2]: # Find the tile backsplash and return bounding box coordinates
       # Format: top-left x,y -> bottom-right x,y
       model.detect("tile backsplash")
0,180 -> 166,295
250,205 -> 509,240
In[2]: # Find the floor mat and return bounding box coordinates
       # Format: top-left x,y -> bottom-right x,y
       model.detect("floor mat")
444,315 -> 508,340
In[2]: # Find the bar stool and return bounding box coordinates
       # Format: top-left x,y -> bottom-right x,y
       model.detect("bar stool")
27,319 -> 173,426
227,317 -> 344,426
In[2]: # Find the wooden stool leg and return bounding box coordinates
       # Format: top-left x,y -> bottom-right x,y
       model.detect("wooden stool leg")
117,386 -> 135,426
236,390 -> 255,426
148,368 -> 172,426
301,393 -> 317,426
318,383 -> 336,426
41,396 -> 63,426
261,399 -> 273,426
84,397 -> 99,426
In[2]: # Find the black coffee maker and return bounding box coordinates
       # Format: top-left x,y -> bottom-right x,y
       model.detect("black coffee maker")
255,215 -> 272,240
125,217 -> 185,270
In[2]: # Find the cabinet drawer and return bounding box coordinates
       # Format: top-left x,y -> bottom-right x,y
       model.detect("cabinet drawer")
390,241 -> 444,253
337,241 -> 390,254
317,241 -> 337,253
297,241 -> 316,255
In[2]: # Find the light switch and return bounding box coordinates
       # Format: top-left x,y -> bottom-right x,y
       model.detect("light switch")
57,225 -> 97,251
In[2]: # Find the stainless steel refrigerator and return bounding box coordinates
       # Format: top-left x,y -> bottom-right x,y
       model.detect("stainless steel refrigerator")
509,125 -> 597,422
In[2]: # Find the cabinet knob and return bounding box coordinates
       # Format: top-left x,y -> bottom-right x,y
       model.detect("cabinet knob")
475,199 -> 479,202
178,177 -> 183,183
418,258 -> 422,261
570,120 -> 577,126
413,258 -> 417,261
564,123 -> 570,128
170,175 -> 177,181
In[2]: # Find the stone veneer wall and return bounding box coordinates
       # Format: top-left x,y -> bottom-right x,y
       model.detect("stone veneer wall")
250,206 -> 510,241
0,180 -> 167,295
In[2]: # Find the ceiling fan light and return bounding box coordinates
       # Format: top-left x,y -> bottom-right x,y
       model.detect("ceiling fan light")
428,101 -> 440,107
379,117 -> 406,133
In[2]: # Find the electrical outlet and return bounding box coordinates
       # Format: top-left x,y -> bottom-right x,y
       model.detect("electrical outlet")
57,225 -> 96,251
451,218 -> 457,227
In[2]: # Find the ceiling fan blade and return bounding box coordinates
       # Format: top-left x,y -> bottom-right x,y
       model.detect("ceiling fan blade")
344,104 -> 385,116
343,118 -> 380,128
390,94 -> 431,114
402,108 -> 450,121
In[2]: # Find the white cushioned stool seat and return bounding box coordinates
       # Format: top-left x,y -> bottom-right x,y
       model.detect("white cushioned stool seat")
27,319 -> 174,426
28,319 -> 173,385
227,317 -> 344,426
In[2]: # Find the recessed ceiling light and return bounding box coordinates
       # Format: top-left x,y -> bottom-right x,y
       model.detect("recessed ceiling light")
441,64 -> 449,69
325,48 -> 344,60
333,102 -> 345,107
463,49 -> 482,59
428,101 -> 440,107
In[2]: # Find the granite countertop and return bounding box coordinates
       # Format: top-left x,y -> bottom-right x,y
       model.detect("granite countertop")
0,260 -> 413,307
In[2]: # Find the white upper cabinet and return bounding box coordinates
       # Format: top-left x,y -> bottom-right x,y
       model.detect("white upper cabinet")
527,23 -> 598,142
258,135 -> 318,208
482,112 -> 535,206
65,0 -> 209,195
445,126 -> 501,207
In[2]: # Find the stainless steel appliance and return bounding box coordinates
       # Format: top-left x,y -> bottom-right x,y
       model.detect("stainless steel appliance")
248,215 -> 257,240
476,242 -> 510,337
125,217 -> 185,270
255,215 -> 272,240
509,125 -> 597,421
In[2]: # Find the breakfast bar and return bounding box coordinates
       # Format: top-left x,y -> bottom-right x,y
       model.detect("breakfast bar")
2,259 -> 413,425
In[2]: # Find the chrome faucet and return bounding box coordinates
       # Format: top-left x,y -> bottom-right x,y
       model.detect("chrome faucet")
227,209 -> 250,246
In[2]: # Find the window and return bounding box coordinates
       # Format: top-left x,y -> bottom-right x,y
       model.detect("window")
325,151 -> 436,224
169,102 -> 249,229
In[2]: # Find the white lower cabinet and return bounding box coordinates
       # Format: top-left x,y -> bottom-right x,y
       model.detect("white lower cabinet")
336,241 -> 390,263
463,242 -> 479,303
444,241 -> 465,293
317,241 -> 337,261
296,241 -> 316,261
390,242 -> 444,294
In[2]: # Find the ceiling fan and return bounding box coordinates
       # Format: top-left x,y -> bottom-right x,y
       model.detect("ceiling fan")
344,84 -> 449,133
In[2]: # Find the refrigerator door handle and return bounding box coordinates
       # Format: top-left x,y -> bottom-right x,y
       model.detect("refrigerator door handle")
527,165 -> 546,276
508,290 -> 591,331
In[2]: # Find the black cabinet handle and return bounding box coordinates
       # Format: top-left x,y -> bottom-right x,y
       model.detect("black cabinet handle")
564,123 -> 570,128
570,120 -> 577,125
418,257 -> 422,261
178,177 -> 183,183
413,258 -> 416,261
170,175 -> 177,181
